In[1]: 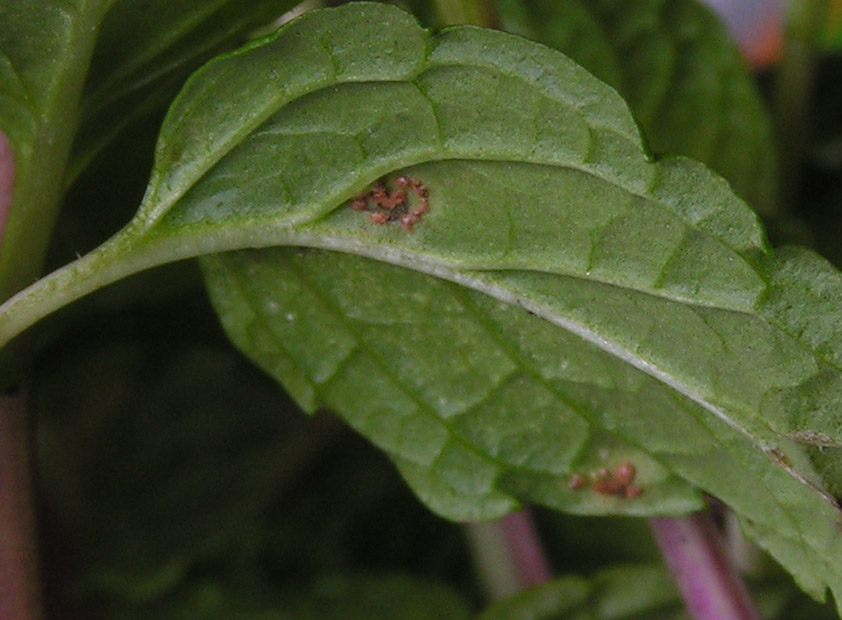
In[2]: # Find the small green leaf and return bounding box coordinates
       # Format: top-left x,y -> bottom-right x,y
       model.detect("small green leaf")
5,2 -> 842,607
493,0 -> 779,215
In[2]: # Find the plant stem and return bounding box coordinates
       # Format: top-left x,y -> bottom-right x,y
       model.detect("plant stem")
0,131 -> 13,247
498,508 -> 552,588
0,388 -> 44,620
466,508 -> 552,601
650,512 -> 761,620
432,0 -> 495,27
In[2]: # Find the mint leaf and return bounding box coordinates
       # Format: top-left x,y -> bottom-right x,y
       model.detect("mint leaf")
4,2 -> 842,606
494,0 -> 778,215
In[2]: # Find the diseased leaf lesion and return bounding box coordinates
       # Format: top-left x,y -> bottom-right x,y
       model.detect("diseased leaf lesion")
348,175 -> 430,231
568,460 -> 644,500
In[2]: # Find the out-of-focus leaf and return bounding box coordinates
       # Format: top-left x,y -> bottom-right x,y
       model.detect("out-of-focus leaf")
476,564 -> 837,620
822,2 -> 842,49
34,305 -> 318,604
286,574 -> 471,620
0,0 -> 111,299
115,575 -> 471,620
493,0 -> 778,215
67,0 -> 302,184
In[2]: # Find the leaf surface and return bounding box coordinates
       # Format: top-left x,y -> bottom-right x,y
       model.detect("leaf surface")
5,2 -> 842,606
493,0 -> 778,215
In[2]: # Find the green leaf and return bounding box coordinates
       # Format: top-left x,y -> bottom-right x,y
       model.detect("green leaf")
493,0 -> 779,216
5,1 -> 842,607
0,0 -> 112,299
67,0 -> 301,185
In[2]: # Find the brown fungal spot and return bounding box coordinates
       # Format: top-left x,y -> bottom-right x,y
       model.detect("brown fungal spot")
568,474 -> 587,490
613,461 -> 636,486
591,462 -> 643,499
624,485 -> 643,499
593,468 -> 623,496
380,189 -> 407,209
347,175 -> 430,231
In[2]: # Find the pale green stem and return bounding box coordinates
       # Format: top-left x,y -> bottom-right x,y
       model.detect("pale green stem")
0,224 -> 158,350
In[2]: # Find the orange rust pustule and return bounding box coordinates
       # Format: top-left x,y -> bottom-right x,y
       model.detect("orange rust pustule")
568,461 -> 642,499
568,474 -> 587,490
614,462 -> 636,486
349,176 -> 430,231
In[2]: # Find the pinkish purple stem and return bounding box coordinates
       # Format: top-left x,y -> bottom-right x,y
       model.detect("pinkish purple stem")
499,507 -> 553,588
650,512 -> 761,620
0,389 -> 43,620
0,130 -> 13,245
0,131 -> 43,620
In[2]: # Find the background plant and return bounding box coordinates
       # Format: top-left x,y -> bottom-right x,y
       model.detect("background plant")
2,1 -> 842,618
